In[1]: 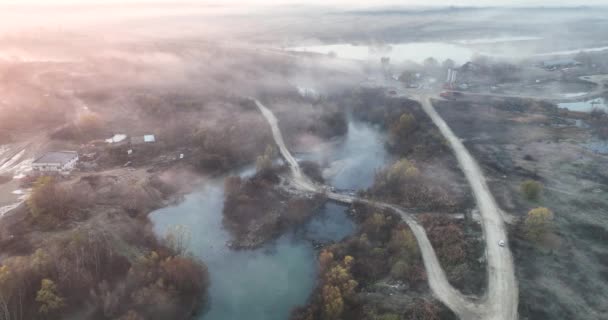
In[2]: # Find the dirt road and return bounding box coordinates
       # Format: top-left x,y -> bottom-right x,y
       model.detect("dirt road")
418,95 -> 518,320
254,98 -> 519,319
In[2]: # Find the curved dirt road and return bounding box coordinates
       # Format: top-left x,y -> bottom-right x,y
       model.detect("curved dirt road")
254,98 -> 518,320
418,95 -> 518,320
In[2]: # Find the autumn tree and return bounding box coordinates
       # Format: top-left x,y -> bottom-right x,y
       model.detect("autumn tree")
363,213 -> 387,236
321,285 -> 343,320
423,57 -> 439,70
524,207 -> 554,242
26,176 -> 72,223
520,180 -> 542,201
388,227 -> 420,282
319,254 -> 358,320
76,111 -> 104,136
386,159 -> 420,182
36,279 -> 64,315
161,256 -> 209,295
389,113 -> 417,142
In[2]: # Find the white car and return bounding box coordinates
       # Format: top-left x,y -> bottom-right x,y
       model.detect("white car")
498,240 -> 505,247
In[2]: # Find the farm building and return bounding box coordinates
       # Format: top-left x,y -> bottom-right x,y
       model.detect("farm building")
32,151 -> 79,174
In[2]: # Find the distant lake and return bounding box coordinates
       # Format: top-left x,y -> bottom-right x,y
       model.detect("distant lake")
288,42 -> 477,64
287,41 -> 608,64
558,98 -> 608,113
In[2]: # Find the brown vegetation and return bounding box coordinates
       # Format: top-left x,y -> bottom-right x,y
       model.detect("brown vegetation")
419,214 -> 485,294
223,168 -> 326,249
520,179 -> 543,201
523,207 -> 554,242
346,89 -> 448,159
0,171 -> 209,320
588,108 -> 608,139
291,203 -> 442,320
365,159 -> 462,212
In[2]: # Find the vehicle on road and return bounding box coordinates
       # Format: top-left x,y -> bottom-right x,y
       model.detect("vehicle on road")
440,91 -> 464,99
499,240 -> 505,247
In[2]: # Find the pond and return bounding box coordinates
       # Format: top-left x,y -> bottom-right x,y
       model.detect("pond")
149,112 -> 396,319
558,98 -> 608,113
299,118 -> 390,190
150,178 -> 355,320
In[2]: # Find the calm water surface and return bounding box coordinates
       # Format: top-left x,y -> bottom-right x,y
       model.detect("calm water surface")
150,180 -> 354,320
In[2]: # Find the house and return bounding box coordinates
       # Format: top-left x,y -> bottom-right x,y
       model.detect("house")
32,151 -> 79,174
130,134 -> 156,145
541,59 -> 581,70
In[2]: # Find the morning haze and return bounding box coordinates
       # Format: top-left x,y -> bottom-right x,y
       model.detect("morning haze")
0,2 -> 607,320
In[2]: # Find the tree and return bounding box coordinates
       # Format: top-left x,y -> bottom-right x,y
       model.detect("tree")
76,111 -> 104,137
321,285 -> 343,320
387,159 -> 420,182
164,225 -> 191,256
390,260 -> 411,281
524,207 -> 554,242
36,279 -> 64,315
364,213 -> 386,235
423,57 -> 439,70
26,176 -> 70,221
520,180 -> 542,201
388,227 -> 418,258
390,113 -> 417,141
161,256 -> 208,295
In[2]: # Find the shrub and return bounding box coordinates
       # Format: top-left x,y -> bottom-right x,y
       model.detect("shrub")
36,279 -> 65,315
524,207 -> 554,242
520,180 -> 542,201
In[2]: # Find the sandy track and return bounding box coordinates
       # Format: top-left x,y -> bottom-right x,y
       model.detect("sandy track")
254,98 -> 518,319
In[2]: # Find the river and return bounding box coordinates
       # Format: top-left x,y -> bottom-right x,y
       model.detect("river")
150,119 -> 388,320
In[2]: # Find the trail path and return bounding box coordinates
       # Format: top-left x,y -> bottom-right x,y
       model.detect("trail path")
254,98 -> 518,319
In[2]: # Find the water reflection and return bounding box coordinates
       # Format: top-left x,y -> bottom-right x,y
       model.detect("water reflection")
150,180 -> 354,320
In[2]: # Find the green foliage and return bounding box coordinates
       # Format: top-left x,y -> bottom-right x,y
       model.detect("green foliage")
386,159 -> 420,182
36,279 -> 64,314
524,207 -> 554,242
378,314 -> 401,320
319,254 -> 358,320
520,180 -> 542,201
321,285 -> 343,320
366,213 -> 387,234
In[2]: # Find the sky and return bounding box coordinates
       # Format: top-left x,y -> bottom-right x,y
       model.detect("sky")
0,0 -> 606,6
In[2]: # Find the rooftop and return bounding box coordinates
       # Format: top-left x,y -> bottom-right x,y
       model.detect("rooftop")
33,151 -> 78,164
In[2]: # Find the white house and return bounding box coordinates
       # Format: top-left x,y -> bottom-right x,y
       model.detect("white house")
32,151 -> 79,174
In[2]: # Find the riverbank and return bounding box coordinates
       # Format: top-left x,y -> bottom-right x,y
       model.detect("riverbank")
0,165 -> 210,320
